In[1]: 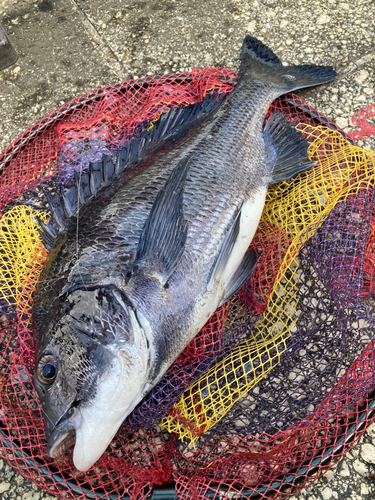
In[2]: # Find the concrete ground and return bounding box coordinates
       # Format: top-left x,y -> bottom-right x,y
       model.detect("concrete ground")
0,0 -> 374,498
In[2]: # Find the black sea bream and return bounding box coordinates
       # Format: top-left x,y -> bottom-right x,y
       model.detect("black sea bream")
33,37 -> 336,471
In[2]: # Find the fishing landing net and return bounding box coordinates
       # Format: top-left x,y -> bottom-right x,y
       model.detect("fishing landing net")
0,68 -> 374,500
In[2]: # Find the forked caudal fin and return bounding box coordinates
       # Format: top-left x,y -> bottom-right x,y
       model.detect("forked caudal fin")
239,35 -> 336,92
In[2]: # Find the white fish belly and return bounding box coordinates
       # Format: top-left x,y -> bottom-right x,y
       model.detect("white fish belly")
185,185 -> 268,358
222,186 -> 268,286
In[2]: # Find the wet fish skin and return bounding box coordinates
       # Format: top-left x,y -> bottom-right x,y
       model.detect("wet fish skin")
33,36 -> 336,471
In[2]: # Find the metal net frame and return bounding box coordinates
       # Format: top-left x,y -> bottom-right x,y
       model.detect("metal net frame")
0,69 -> 374,500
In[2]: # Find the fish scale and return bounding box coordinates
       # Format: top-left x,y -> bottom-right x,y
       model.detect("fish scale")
33,36 -> 336,472
58,87 -> 260,290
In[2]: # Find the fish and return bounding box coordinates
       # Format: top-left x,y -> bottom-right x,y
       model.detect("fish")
33,36 -> 336,472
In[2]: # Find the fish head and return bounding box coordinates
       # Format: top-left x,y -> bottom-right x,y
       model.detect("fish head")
34,286 -> 151,471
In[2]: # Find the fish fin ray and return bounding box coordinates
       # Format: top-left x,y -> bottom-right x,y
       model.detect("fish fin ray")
240,36 -> 282,74
142,91 -> 225,149
40,93 -> 224,250
89,161 -> 104,196
134,156 -> 190,282
115,148 -> 129,174
46,192 -> 66,230
264,111 -> 315,185
282,64 -> 337,92
221,249 -> 258,305
60,184 -> 79,218
115,92 -> 225,176
36,215 -> 57,251
103,154 -> 115,182
208,202 -> 243,290
74,170 -> 91,204
240,36 -> 336,91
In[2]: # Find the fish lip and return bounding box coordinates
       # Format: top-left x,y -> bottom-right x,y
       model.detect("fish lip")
47,410 -> 82,459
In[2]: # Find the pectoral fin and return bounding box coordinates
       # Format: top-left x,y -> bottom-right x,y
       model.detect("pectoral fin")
133,156 -> 190,284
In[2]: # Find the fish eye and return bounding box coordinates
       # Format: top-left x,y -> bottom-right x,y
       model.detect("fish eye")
37,355 -> 57,385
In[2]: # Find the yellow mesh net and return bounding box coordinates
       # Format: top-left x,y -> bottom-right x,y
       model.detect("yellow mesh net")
1,125 -> 374,446
161,125 -> 375,443
0,206 -> 48,325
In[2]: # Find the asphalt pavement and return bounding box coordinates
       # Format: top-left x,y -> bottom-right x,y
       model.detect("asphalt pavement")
0,0 -> 374,499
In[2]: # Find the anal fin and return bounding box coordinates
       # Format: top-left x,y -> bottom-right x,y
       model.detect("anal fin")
264,111 -> 315,185
221,248 -> 257,305
208,203 -> 243,291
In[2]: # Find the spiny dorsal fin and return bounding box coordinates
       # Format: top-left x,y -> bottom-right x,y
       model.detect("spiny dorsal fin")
115,148 -> 129,175
36,215 -> 58,251
38,92 -> 226,250
89,160 -> 104,195
103,154 -> 115,182
46,192 -> 66,230
264,111 -> 315,185
74,170 -> 90,204
60,184 -> 79,218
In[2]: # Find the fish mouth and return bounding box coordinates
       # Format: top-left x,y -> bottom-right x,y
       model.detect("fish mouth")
47,410 -> 81,459
49,430 -> 76,458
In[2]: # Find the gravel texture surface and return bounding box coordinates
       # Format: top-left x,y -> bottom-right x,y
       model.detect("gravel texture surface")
0,0 -> 374,498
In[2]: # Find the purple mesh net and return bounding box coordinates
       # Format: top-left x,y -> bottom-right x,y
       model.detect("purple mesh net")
201,185 -> 375,442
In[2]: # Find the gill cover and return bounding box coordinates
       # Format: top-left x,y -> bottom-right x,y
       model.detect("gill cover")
73,304 -> 150,471
34,286 -> 151,471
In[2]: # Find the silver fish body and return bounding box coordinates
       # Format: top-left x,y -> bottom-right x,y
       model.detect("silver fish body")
33,36 -> 336,471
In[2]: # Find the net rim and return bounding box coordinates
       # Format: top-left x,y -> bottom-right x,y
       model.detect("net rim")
0,71 -> 355,172
0,71 -> 370,500
1,391 -> 374,499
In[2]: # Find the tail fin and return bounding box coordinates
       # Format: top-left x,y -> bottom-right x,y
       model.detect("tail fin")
239,36 -> 336,92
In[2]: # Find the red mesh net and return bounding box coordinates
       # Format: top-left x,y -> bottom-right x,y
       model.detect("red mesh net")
0,69 -> 374,500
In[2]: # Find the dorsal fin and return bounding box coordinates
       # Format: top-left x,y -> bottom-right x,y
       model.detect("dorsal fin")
36,216 -> 58,251
103,154 -> 115,182
60,184 -> 79,218
115,148 -> 129,175
74,170 -> 90,204
46,192 -> 66,230
89,161 -> 104,195
38,92 -> 225,250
